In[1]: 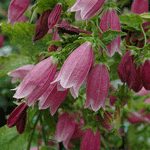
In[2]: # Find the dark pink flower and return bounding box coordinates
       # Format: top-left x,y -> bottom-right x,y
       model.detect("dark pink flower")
7,102 -> 28,134
33,9 -> 51,43
7,0 -> 31,25
131,0 -> 149,14
17,15 -> 27,23
48,3 -> 62,29
7,64 -> 34,83
51,42 -> 93,98
39,72 -> 69,116
54,112 -> 76,149
68,0 -> 105,21
100,8 -> 121,57
142,59 -> 150,90
117,50 -> 143,92
0,35 -> 4,48
81,128 -> 101,150
13,57 -> 57,106
85,64 -> 109,111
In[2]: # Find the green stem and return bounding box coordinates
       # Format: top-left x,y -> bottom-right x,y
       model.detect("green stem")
40,115 -> 48,145
27,112 -> 41,150
141,25 -> 147,46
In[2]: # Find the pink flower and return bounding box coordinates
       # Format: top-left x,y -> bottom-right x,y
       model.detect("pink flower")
142,59 -> 150,90
54,112 -> 76,149
85,64 -> 109,111
131,0 -> 149,14
117,50 -> 143,92
7,102 -> 28,134
7,64 -> 34,83
48,3 -> 62,29
17,15 -> 27,23
67,0 -> 105,21
51,42 -> 93,98
39,72 -> 69,116
13,57 -> 57,106
0,35 -> 4,48
81,128 -> 101,150
100,8 -> 121,57
136,87 -> 150,96
7,0 -> 31,25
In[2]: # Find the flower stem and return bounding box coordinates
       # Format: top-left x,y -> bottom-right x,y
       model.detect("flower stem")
141,25 -> 147,47
27,111 -> 41,150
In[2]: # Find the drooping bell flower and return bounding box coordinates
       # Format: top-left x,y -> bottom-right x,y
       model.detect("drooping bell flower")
0,35 -> 4,48
136,87 -> 150,96
7,102 -> 28,134
48,3 -> 62,29
67,0 -> 105,21
7,0 -> 31,25
117,50 -> 143,92
33,9 -> 51,43
13,57 -> 57,106
81,128 -> 101,150
100,8 -> 121,57
54,112 -> 75,149
17,15 -> 27,23
51,42 -> 93,98
131,0 -> 149,14
7,64 -> 34,83
85,64 -> 109,111
39,72 -> 69,116
142,59 -> 150,90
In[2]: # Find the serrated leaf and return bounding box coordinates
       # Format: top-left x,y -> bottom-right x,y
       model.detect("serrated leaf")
119,13 -> 143,31
0,54 -> 32,76
0,125 -> 34,150
101,30 -> 126,45
1,22 -> 51,57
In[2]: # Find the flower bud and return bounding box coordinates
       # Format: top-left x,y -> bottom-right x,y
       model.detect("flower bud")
33,9 -> 51,43
48,3 -> 62,29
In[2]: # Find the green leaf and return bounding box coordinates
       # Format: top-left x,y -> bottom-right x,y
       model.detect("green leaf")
119,13 -> 143,31
0,54 -> 32,76
41,146 -> 57,150
101,30 -> 126,45
47,40 -> 62,47
0,125 -> 34,150
140,13 -> 150,21
1,22 -> 51,57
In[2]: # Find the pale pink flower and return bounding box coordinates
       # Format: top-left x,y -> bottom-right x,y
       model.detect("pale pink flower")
85,64 -> 109,111
39,72 -> 69,116
0,35 -> 4,48
136,87 -> 150,96
48,3 -> 62,29
7,102 -> 28,134
51,42 -> 93,98
13,57 -> 57,106
54,112 -> 75,149
81,128 -> 101,150
131,0 -> 149,14
67,0 -> 105,21
100,8 -> 121,57
7,64 -> 34,83
7,0 -> 31,25
17,15 -> 27,23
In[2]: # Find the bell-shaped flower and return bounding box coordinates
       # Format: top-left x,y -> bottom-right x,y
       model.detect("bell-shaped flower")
117,50 -> 143,92
7,102 -> 28,134
136,87 -> 150,96
13,57 -> 57,106
51,42 -> 93,98
85,64 -> 109,111
39,72 -> 69,116
54,112 -> 76,149
7,64 -> 34,83
81,128 -> 101,150
17,15 -> 27,23
67,0 -> 105,21
131,0 -> 149,14
48,3 -> 62,29
0,35 -> 4,48
100,8 -> 121,57
142,59 -> 150,90
33,9 -> 51,43
7,0 -> 31,25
